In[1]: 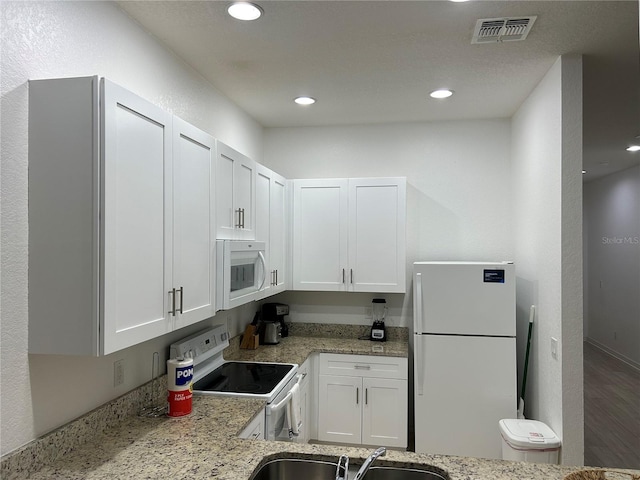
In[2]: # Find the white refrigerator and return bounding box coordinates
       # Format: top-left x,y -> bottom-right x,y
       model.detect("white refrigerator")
413,261 -> 517,459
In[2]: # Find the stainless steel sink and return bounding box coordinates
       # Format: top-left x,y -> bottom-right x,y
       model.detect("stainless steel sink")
249,458 -> 449,480
360,466 -> 448,480
250,458 -> 338,480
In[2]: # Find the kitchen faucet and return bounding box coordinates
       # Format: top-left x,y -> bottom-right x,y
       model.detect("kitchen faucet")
352,447 -> 387,480
335,454 -> 349,480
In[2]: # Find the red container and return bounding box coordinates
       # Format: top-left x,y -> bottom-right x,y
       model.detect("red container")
167,388 -> 193,417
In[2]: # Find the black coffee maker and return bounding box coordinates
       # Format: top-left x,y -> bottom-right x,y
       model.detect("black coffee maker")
260,303 -> 289,344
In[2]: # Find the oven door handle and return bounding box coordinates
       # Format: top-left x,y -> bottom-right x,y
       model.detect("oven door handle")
266,374 -> 302,414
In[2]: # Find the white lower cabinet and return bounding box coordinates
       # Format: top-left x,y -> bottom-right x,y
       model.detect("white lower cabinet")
297,357 -> 313,444
239,411 -> 265,441
317,354 -> 407,448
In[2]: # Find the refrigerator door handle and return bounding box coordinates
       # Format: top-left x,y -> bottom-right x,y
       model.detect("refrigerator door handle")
415,272 -> 425,395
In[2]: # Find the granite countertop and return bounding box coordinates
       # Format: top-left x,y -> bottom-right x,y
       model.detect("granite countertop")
224,334 -> 409,365
25,394 -> 586,480
10,335 -> 634,480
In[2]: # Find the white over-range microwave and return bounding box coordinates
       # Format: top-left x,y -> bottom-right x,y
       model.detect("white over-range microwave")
216,240 -> 267,310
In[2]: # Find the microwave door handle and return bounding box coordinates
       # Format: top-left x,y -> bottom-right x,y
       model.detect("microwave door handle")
257,251 -> 267,290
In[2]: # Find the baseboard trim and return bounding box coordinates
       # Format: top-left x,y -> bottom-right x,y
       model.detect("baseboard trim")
585,338 -> 640,373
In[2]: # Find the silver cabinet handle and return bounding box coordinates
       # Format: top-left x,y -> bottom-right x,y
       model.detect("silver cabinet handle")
350,269 -> 353,284
240,208 -> 245,229
178,287 -> 183,314
275,269 -> 278,285
235,208 -> 242,228
365,388 -> 368,405
354,365 -> 371,370
342,268 -> 345,284
356,387 -> 359,405
169,288 -> 176,316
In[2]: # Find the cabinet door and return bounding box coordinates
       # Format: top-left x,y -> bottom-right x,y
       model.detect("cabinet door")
317,375 -> 361,444
270,172 -> 287,294
362,377 -> 408,448
292,179 -> 348,291
298,372 -> 310,444
348,178 -> 406,293
256,165 -> 287,299
216,142 -> 256,240
101,79 -> 172,355
172,117 -> 216,330
255,165 -> 272,297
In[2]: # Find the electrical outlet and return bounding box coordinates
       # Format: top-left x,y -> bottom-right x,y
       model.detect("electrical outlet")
550,337 -> 558,360
365,306 -> 373,319
114,359 -> 125,387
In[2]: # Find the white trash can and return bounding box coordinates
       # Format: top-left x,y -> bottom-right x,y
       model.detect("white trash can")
499,419 -> 561,464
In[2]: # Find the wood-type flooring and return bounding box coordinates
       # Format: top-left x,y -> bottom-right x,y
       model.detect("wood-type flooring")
583,341 -> 640,469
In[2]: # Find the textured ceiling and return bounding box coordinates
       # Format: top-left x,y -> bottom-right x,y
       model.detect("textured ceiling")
117,0 -> 640,180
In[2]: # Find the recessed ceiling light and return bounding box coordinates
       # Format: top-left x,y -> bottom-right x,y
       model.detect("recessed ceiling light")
626,145 -> 640,152
294,96 -> 316,106
449,0 -> 471,2
582,170 -> 587,174
430,89 -> 454,99
227,2 -> 263,21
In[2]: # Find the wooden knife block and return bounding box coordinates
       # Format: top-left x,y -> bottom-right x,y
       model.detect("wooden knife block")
240,325 -> 259,350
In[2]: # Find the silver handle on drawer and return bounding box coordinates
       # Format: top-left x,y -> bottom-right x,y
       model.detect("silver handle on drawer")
354,365 -> 371,370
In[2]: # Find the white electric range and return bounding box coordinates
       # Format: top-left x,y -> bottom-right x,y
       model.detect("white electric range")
170,325 -> 302,442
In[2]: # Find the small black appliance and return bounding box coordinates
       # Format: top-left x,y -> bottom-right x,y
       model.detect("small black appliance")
370,298 -> 387,342
260,303 -> 289,344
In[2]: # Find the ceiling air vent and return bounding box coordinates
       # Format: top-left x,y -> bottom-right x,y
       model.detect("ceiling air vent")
472,16 -> 537,44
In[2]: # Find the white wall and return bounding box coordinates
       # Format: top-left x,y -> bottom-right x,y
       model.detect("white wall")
511,55 -> 584,465
584,166 -> 640,368
0,1 -> 262,456
263,120 -> 514,328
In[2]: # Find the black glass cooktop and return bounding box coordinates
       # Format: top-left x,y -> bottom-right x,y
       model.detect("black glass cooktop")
193,362 -> 294,395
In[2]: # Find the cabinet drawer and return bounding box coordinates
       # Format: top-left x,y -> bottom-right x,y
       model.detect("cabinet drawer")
319,353 -> 407,380
239,410 -> 265,440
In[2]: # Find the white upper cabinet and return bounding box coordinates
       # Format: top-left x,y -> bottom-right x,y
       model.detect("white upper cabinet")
215,141 -> 256,240
101,79 -> 174,354
255,164 -> 288,298
171,117 -> 217,330
348,178 -> 406,293
28,76 -> 216,356
292,177 -> 406,293
292,179 -> 349,291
